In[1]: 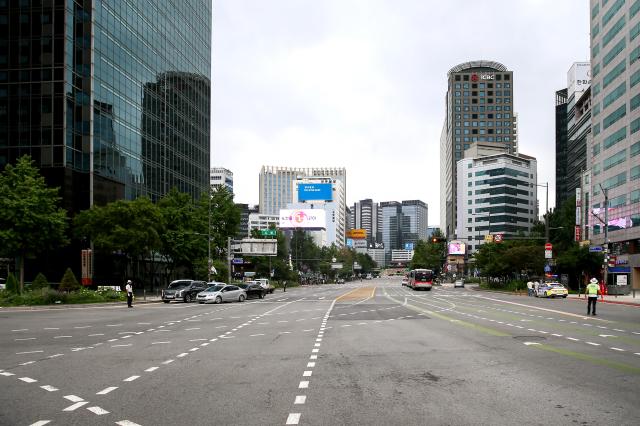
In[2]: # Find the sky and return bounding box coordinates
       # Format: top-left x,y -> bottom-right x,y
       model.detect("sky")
211,0 -> 591,226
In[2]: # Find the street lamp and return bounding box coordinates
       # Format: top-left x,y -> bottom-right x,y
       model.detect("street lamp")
534,182 -> 550,242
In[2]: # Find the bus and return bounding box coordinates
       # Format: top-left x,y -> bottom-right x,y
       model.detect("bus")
408,269 -> 434,291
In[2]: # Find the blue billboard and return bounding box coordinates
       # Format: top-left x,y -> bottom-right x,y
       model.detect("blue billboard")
298,183 -> 333,201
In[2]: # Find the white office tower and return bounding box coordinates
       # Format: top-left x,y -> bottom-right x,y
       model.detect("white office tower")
210,167 -> 233,193
260,166 -> 346,247
247,213 -> 280,236
456,147 -> 537,254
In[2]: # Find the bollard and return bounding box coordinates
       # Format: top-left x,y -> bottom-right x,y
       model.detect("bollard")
143,289 -> 146,301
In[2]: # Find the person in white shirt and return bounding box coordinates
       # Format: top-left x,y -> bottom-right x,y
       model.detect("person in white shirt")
526,281 -> 533,296
533,281 -> 540,296
125,280 -> 133,308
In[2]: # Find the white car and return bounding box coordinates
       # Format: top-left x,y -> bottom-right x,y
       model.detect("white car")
401,277 -> 409,286
197,284 -> 246,304
454,279 -> 464,288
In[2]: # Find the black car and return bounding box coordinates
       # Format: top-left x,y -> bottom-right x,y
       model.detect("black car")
161,280 -> 208,303
238,283 -> 267,299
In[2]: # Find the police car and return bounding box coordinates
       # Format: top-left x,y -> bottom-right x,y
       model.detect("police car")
536,282 -> 568,298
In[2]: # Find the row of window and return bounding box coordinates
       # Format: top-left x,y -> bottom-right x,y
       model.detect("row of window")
454,128 -> 511,135
453,98 -> 511,105
455,121 -> 513,127
453,105 -> 512,112
454,74 -> 511,82
455,113 -> 511,120
454,91 -> 511,97
454,82 -> 511,89
453,136 -> 512,146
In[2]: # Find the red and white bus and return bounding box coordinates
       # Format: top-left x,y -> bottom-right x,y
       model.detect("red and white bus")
408,269 -> 434,291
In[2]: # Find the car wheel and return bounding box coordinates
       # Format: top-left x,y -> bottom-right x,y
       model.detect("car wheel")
239,294 -> 245,302
199,301 -> 204,304
163,300 -> 170,304
563,295 -> 567,298
184,294 -> 192,303
259,292 -> 264,299
215,296 -> 222,304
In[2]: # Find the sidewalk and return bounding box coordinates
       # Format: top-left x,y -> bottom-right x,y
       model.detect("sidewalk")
0,296 -> 163,311
567,293 -> 640,307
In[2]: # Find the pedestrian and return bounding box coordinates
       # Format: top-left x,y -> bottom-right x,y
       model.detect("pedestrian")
586,278 -> 600,316
283,280 -> 287,292
533,281 -> 539,296
125,279 -> 133,308
526,281 -> 533,296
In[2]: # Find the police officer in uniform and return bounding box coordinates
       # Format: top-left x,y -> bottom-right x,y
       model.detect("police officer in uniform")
586,278 -> 600,316
125,279 -> 133,308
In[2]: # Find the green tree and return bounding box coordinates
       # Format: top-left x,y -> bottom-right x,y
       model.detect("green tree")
59,268 -> 80,292
0,156 -> 69,292
200,186 -> 241,260
157,188 -> 207,279
74,197 -> 164,283
5,272 -> 19,294
31,273 -> 49,290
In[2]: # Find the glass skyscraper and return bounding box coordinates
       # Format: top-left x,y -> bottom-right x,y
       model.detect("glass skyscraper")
0,0 -> 211,213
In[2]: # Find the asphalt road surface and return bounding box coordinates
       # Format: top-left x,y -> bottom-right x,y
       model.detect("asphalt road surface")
1,278 -> 639,425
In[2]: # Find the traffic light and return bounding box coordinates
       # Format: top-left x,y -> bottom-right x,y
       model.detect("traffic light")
431,237 -> 446,243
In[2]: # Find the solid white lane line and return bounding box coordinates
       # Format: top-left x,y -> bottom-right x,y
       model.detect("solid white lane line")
40,385 -> 58,392
123,375 -> 140,382
286,413 -> 301,424
96,386 -> 118,395
298,381 -> 309,388
86,406 -> 109,415
18,377 -> 37,383
63,401 -> 89,411
294,395 -> 307,404
64,395 -> 84,402
145,367 -> 159,372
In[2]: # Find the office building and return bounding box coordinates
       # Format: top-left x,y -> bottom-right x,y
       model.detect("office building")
0,1 -> 212,212
248,212 -> 279,236
211,168 -> 233,193
555,62 -> 592,208
236,203 -> 259,238
440,61 -> 517,240
379,200 -> 428,265
259,166 -> 346,246
588,0 -> 640,289
351,199 -> 382,247
456,149 -> 537,254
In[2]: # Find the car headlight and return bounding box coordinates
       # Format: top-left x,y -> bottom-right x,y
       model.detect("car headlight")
176,290 -> 183,296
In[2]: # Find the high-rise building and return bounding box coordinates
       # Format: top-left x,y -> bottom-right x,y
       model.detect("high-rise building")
555,62 -> 592,208
259,166 -> 346,246
456,149 -> 538,254
0,1 -> 212,213
211,167 -> 234,193
440,61 -> 517,240
236,203 -> 259,238
588,0 -> 640,288
351,199 -> 381,247
379,200 -> 428,265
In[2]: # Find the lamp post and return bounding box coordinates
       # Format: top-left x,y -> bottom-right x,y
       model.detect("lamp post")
535,182 -> 550,242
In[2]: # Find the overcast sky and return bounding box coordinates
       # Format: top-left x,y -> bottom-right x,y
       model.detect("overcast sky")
211,0 -> 590,226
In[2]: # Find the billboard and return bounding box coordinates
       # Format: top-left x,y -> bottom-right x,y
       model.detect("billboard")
567,62 -> 590,98
353,239 -> 367,249
448,241 -> 466,255
279,209 -> 326,229
404,242 -> 414,251
346,229 -> 367,239
298,183 -> 333,202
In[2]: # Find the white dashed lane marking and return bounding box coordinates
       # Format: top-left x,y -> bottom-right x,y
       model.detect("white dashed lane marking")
29,421 -> 51,426
86,406 -> 109,415
63,401 -> 88,411
123,376 -> 140,382
286,413 -> 301,424
18,377 -> 37,383
115,421 -> 142,426
40,385 -> 59,392
96,386 -> 118,395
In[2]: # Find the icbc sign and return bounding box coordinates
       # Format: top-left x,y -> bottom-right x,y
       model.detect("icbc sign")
470,73 -> 495,81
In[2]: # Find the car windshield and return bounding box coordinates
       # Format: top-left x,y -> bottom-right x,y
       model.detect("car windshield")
205,285 -> 225,292
238,284 -> 249,289
168,281 -> 191,289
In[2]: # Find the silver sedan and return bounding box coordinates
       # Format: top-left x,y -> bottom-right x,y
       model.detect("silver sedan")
197,284 -> 246,304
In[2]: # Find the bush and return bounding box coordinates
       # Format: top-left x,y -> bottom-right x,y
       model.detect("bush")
59,268 -> 80,292
31,273 -> 49,290
0,287 -> 125,306
6,273 -> 19,294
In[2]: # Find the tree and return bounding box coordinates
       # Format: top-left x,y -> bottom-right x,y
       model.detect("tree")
0,156 -> 69,292
200,186 -> 241,259
31,273 -> 49,290
59,268 -> 80,292
74,197 -> 164,283
5,273 -> 19,294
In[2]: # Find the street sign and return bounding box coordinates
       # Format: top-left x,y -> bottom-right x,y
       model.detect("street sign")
353,262 -> 362,270
260,229 -> 277,237
494,234 -> 503,243
484,234 -> 494,242
545,249 -> 553,259
589,246 -> 603,252
231,258 -> 244,265
331,263 -> 343,270
545,243 -> 552,251
544,264 -> 551,273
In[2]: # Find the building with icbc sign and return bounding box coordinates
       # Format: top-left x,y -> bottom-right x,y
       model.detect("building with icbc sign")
440,61 -> 517,241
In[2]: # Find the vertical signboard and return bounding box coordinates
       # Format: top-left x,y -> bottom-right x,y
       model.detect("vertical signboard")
81,249 -> 93,286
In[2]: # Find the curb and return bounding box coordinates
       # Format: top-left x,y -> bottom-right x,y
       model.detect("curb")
566,297 -> 640,307
0,299 -> 163,311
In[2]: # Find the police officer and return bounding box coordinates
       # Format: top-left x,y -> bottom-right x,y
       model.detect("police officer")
586,278 -> 600,316
125,279 -> 133,308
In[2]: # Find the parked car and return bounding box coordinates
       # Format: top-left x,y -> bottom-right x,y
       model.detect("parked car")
197,284 -> 246,304
255,278 -> 275,294
0,277 -> 5,290
454,279 -> 465,288
336,278 -> 345,284
238,282 -> 267,299
536,282 -> 568,298
161,280 -> 208,303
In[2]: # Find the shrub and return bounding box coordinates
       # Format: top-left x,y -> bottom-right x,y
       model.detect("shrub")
6,273 -> 19,294
31,273 -> 49,290
59,268 -> 80,292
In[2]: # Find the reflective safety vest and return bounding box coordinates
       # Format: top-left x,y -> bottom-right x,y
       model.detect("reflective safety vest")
586,283 -> 599,296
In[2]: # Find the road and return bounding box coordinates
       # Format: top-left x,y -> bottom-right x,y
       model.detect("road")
1,277 -> 639,425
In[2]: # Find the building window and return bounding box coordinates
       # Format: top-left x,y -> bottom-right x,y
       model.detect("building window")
631,165 -> 640,181
602,148 -> 626,171
631,118 -> 640,135
602,16 -> 625,47
603,82 -> 626,109
630,189 -> 640,204
603,104 -> 626,130
602,38 -> 626,68
602,0 -> 625,27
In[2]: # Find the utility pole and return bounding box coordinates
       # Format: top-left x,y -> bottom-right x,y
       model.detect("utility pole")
207,187 -> 212,282
227,236 -> 232,284
543,182 -> 549,243
600,184 -> 609,287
